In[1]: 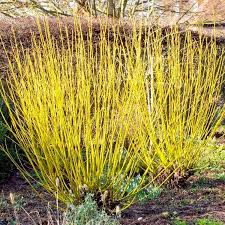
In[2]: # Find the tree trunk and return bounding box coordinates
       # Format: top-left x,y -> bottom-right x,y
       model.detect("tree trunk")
76,0 -> 90,15
107,0 -> 116,17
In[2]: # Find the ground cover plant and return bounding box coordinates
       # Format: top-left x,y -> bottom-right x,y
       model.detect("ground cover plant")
173,218 -> 225,225
0,18 -> 225,222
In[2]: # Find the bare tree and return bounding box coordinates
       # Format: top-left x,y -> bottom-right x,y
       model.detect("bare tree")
107,0 -> 115,16
0,0 -> 202,21
0,0 -> 154,18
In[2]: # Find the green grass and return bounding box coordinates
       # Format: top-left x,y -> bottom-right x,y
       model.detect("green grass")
173,218 -> 224,225
173,219 -> 189,225
196,139 -> 225,171
196,218 -> 224,225
191,177 -> 210,189
215,172 -> 225,182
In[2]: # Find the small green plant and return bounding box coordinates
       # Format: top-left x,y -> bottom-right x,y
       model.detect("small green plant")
0,192 -> 25,225
196,139 -> 225,171
173,219 -> 189,225
65,194 -> 119,225
9,193 -> 25,211
124,174 -> 161,203
195,218 -> 224,225
216,172 -> 225,182
0,192 -> 9,211
179,198 -> 191,206
191,177 -> 209,189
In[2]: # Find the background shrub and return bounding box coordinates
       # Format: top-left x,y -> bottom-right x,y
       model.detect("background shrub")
0,97 -> 17,181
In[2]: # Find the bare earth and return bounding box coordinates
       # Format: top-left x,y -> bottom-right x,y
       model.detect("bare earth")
0,168 -> 224,225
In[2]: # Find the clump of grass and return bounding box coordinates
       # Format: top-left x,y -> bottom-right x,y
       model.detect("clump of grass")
173,218 -> 224,225
216,172 -> 225,181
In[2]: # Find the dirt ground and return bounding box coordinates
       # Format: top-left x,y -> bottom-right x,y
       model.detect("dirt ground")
120,170 -> 225,225
0,168 -> 224,225
0,172 -> 58,225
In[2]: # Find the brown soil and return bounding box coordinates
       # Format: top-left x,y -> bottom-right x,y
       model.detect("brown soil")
0,169 -> 224,225
120,170 -> 225,225
0,172 -> 57,225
